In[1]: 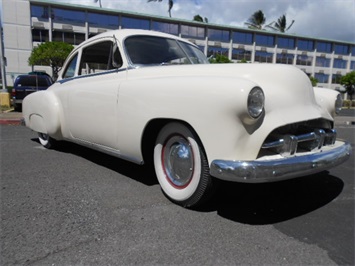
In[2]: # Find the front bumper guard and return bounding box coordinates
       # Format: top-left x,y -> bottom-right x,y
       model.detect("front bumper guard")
210,141 -> 352,183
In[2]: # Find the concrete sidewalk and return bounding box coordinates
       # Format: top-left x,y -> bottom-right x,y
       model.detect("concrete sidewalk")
1,108 -> 354,126
0,109 -> 23,125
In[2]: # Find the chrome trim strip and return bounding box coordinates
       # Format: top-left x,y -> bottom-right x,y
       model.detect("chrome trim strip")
58,68 -> 127,84
210,141 -> 351,183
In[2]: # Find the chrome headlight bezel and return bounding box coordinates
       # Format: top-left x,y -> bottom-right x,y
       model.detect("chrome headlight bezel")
335,93 -> 343,115
248,87 -> 265,119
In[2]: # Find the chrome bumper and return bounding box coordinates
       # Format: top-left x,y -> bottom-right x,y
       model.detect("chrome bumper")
210,141 -> 352,183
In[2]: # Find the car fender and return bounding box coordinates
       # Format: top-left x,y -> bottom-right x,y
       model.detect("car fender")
23,90 -> 62,138
313,86 -> 340,118
115,75 -> 260,164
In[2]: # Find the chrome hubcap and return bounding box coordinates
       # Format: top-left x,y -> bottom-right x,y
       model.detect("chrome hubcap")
163,135 -> 194,188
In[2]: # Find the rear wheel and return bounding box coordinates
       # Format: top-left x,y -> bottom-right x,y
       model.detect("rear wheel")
38,133 -> 56,149
154,122 -> 214,208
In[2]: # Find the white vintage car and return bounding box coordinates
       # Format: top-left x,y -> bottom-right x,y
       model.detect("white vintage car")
23,29 -> 351,208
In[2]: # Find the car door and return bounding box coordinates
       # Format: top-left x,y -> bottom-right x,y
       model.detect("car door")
62,39 -> 125,150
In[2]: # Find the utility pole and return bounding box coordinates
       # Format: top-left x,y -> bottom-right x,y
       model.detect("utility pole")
0,14 -> 8,91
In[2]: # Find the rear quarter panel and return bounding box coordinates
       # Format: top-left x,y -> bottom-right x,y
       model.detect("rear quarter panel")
23,90 -> 62,139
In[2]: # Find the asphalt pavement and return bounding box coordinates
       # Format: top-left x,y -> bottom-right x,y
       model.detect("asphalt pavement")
0,119 -> 354,265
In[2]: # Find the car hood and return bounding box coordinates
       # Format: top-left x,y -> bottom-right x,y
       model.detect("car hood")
126,63 -> 330,121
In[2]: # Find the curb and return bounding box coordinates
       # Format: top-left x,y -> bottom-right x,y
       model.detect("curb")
0,109 -> 22,125
0,119 -> 22,125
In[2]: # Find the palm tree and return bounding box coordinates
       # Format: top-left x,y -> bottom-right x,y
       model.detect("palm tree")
245,10 -> 266,30
193,15 -> 208,23
267,15 -> 295,32
148,0 -> 174,17
193,15 -> 203,22
94,0 -> 102,8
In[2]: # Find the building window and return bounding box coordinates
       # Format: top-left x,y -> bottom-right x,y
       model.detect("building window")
333,58 -> 347,69
332,74 -> 342,84
52,31 -> 64,42
233,31 -> 253,45
255,51 -> 273,63
351,61 -> 355,70
65,32 -> 76,44
277,37 -> 295,49
334,44 -> 349,55
316,41 -> 332,53
296,55 -> 313,66
52,31 -> 85,45
32,29 -> 49,42
52,8 -> 85,25
276,53 -> 294,64
31,5 -> 49,20
67,32 -> 85,45
208,28 -> 229,42
297,39 -> 314,51
152,21 -> 179,35
88,12 -> 119,28
121,16 -> 150,30
232,49 -> 251,61
316,57 -> 331,67
181,25 -> 205,39
314,73 -> 329,83
351,46 -> 355,55
207,46 -> 228,57
255,34 -> 274,47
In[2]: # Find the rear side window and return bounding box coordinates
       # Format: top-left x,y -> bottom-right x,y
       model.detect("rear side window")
15,76 -> 50,87
79,41 -> 122,75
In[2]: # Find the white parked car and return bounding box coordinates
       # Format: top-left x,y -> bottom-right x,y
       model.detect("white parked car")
23,29 -> 351,208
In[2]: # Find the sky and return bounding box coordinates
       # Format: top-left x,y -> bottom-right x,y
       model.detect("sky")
27,0 -> 355,43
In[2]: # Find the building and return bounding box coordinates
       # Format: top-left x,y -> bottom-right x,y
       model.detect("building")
1,0 -> 355,94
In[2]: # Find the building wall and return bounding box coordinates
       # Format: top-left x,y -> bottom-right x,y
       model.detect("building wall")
2,0 -> 33,85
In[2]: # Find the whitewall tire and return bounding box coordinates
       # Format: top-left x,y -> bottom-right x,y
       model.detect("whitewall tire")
38,133 -> 56,149
154,122 -> 214,208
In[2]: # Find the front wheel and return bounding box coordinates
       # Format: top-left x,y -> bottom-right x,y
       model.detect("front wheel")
38,133 -> 56,149
154,122 -> 214,208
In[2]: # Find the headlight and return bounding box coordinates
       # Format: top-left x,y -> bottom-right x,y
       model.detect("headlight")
335,93 -> 343,114
248,87 -> 265,118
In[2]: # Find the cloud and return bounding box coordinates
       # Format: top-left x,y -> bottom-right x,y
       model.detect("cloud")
50,0 -> 355,42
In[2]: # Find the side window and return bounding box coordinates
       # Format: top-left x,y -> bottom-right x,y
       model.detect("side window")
79,41 -> 122,76
62,54 -> 78,79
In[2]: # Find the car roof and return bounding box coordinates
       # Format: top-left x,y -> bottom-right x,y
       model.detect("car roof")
69,29 -> 195,57
92,29 -> 189,44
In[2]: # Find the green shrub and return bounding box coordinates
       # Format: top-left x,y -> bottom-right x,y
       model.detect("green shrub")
342,100 -> 355,108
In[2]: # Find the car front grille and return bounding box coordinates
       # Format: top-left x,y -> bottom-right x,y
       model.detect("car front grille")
260,119 -> 336,157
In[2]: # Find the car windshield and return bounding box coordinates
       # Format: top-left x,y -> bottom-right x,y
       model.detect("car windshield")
124,35 -> 209,67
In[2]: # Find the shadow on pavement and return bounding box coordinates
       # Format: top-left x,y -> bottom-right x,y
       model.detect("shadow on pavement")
212,173 -> 344,224
31,138 -> 158,186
